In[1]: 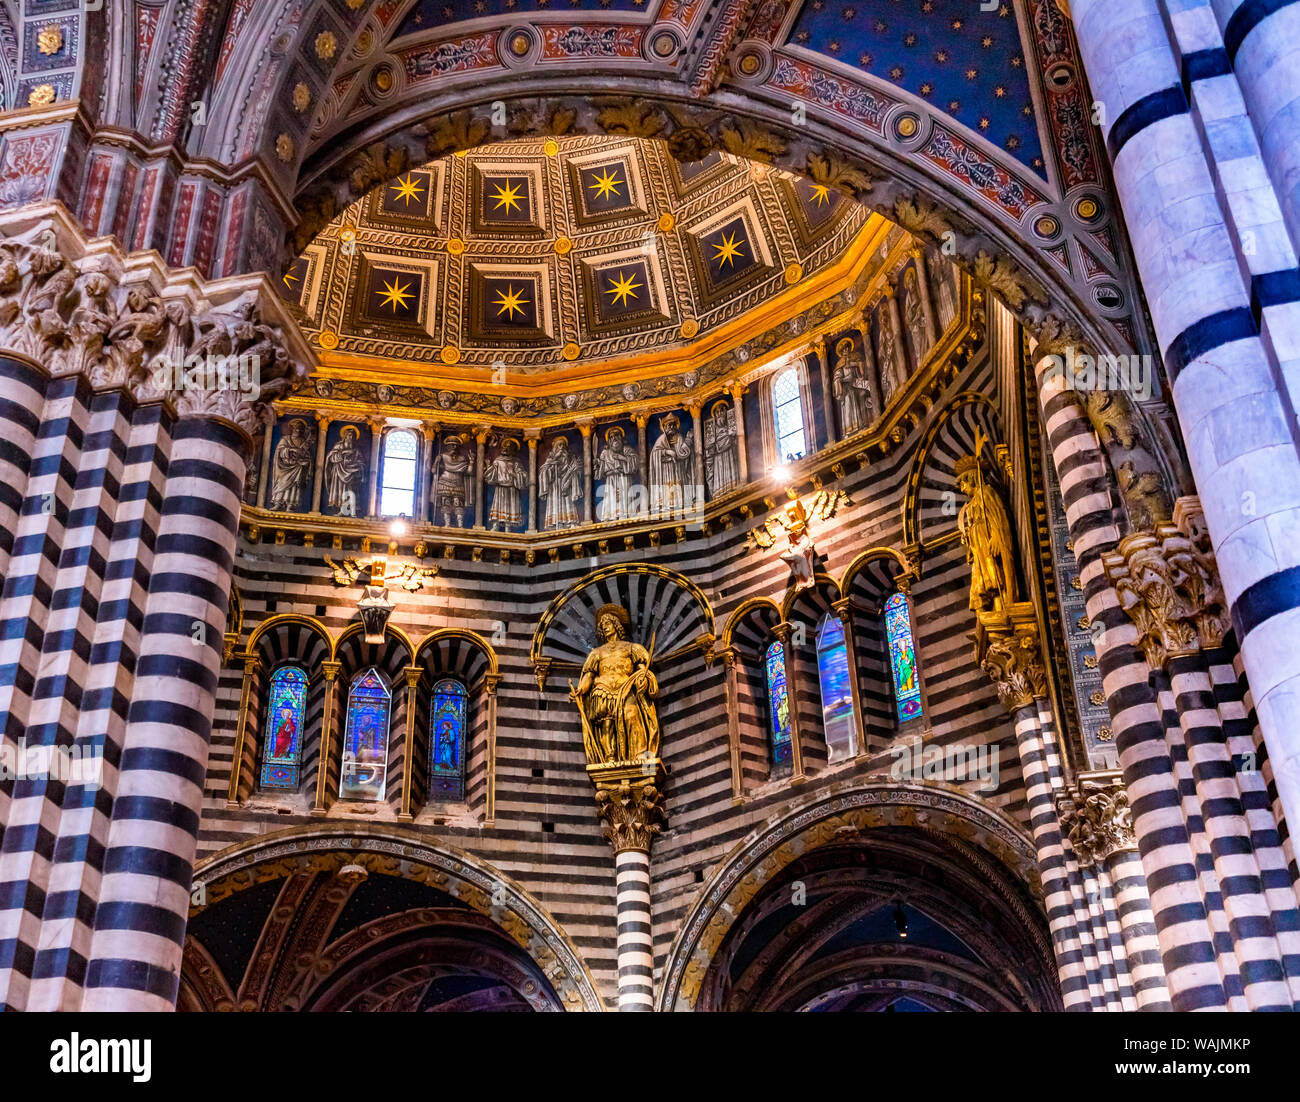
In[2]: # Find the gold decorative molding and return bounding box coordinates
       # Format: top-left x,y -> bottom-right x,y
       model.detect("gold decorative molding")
975,603 -> 1047,713
592,767 -> 667,854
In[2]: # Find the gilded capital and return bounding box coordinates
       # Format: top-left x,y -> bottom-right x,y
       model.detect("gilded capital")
977,611 -> 1046,713
594,779 -> 666,854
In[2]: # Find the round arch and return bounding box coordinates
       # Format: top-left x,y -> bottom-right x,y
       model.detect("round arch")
330,619 -> 416,663
244,611 -> 333,658
839,545 -> 915,598
656,777 -> 1043,1011
721,596 -> 783,652
192,822 -> 604,1012
413,626 -> 500,675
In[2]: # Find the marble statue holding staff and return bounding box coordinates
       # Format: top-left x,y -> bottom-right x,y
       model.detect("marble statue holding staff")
324,424 -> 367,515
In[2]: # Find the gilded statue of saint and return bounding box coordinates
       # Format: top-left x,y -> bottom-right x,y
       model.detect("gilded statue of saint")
955,453 -> 1019,613
569,604 -> 660,766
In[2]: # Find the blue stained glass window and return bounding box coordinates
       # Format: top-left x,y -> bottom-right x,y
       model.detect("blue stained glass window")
261,665 -> 307,789
765,640 -> 792,776
817,614 -> 857,761
340,667 -> 391,802
429,678 -> 468,803
885,593 -> 923,723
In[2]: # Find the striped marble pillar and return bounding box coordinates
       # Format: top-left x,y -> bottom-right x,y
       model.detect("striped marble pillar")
593,773 -> 665,1012
978,614 -> 1093,1009
1072,0 -> 1300,870
1032,349 -> 1226,1010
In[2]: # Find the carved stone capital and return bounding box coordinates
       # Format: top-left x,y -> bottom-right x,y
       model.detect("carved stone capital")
0,203 -> 312,437
1103,502 -> 1227,669
975,605 -> 1046,713
1059,773 -> 1136,865
593,775 -> 667,854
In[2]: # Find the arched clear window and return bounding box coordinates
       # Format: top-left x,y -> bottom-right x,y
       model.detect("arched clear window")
261,665 -> 307,789
379,428 -> 418,517
817,614 -> 857,761
765,640 -> 793,776
429,678 -> 468,802
885,592 -> 923,722
340,667 -> 391,802
771,367 -> 807,461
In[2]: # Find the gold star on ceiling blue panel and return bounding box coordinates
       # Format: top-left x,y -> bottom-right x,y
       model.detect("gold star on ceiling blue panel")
593,261 -> 655,324
699,218 -> 760,287
364,266 -> 423,323
479,174 -> 534,225
382,171 -> 432,215
578,163 -> 633,216
790,0 -> 1043,174
278,257 -> 309,305
479,275 -> 541,333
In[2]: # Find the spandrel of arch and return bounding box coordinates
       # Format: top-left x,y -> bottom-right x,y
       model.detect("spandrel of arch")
816,614 -> 856,761
764,640 -> 792,777
771,367 -> 806,462
260,665 -> 307,790
885,593 -> 922,724
429,677 -> 468,803
340,667 -> 392,802
380,428 -> 418,518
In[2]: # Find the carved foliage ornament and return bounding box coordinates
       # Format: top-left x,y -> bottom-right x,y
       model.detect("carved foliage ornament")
1063,779 -> 1137,865
594,781 -> 666,854
1104,507 -> 1227,669
0,223 -> 304,433
978,623 -> 1047,713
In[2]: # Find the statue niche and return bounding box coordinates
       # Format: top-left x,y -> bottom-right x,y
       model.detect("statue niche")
831,334 -> 874,435
324,424 -> 367,516
569,604 -> 660,768
955,451 -> 1019,614
269,417 -> 314,512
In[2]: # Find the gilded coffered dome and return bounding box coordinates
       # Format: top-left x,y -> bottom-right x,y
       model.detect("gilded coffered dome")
281,134 -> 896,401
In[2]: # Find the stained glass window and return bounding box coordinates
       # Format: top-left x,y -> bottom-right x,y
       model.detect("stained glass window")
771,367 -> 806,461
765,640 -> 792,776
380,428 -> 418,518
261,665 -> 307,789
817,614 -> 857,761
429,678 -> 468,803
885,592 -> 923,722
340,667 -> 391,802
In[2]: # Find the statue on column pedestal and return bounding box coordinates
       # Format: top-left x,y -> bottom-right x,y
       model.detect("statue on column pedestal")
954,451 -> 1019,614
569,604 -> 660,766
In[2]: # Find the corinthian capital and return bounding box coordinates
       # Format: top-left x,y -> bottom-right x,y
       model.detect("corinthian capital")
1060,775 -> 1136,865
1103,505 -> 1227,669
0,204 -> 313,436
975,606 -> 1046,713
594,779 -> 666,854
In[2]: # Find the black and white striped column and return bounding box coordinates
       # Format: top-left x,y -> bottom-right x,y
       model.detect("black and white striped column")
1072,0 -> 1300,867
614,847 -> 654,1011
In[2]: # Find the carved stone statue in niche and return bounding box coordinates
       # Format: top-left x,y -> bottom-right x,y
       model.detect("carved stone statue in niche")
831,335 -> 874,435
324,424 -> 367,516
928,250 -> 957,331
268,417 -> 314,512
904,266 -> 929,367
877,310 -> 904,405
955,452 -> 1019,614
432,434 -> 474,528
704,400 -> 741,497
485,436 -> 528,532
569,604 -> 660,766
649,412 -> 696,516
595,426 -> 637,521
539,436 -> 583,530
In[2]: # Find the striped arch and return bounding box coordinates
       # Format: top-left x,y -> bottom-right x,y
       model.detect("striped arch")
656,779 -> 1043,1012
721,597 -> 784,793
532,563 -> 715,676
783,576 -> 845,772
903,393 -> 1003,548
324,624 -> 415,816
411,629 -> 500,818
190,823 -> 604,1012
840,548 -> 920,744
230,614 -> 333,804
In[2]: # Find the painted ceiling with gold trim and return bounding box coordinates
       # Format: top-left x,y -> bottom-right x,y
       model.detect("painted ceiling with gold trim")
282,134 -> 900,398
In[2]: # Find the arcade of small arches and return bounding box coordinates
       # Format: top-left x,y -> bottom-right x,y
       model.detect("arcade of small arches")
1,0 -> 1300,1016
